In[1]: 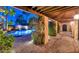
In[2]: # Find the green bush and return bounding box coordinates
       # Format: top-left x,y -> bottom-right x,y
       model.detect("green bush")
30,16 -> 45,45
0,30 -> 15,53
32,32 -> 44,45
48,21 -> 56,36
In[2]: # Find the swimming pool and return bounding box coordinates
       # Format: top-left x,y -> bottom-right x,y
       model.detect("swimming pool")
7,29 -> 35,46
7,29 -> 35,37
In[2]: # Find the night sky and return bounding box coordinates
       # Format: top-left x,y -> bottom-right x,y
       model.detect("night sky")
0,6 -> 39,26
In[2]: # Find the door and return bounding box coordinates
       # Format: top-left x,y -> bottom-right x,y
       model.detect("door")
62,24 -> 67,31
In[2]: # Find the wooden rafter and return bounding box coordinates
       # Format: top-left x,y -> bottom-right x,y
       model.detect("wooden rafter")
41,6 -> 56,12
36,6 -> 44,10
14,6 -> 79,22
36,6 -> 47,11
52,6 -> 78,13
39,7 -> 54,12
43,6 -> 64,13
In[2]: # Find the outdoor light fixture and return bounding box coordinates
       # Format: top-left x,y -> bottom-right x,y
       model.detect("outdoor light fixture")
23,26 -> 28,30
16,25 -> 22,29
74,14 -> 79,20
48,20 -> 52,22
0,9 -> 5,12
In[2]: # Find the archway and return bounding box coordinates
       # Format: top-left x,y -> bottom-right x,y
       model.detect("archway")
62,24 -> 67,31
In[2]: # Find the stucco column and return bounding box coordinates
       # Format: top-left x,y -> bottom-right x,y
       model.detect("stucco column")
59,22 -> 62,32
72,27 -> 74,38
56,21 -> 58,34
27,8 -> 48,44
70,21 -> 75,38
74,20 -> 78,40
43,16 -> 48,44
67,23 -> 70,32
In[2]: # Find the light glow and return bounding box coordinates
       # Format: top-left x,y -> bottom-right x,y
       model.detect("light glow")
70,21 -> 74,25
74,14 -> 79,20
23,26 -> 28,29
16,25 -> 22,29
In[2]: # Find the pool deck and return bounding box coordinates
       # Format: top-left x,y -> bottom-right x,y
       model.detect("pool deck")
14,34 -> 32,47
14,32 -> 79,53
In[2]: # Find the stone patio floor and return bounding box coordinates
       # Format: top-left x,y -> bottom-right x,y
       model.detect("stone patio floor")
14,32 -> 79,53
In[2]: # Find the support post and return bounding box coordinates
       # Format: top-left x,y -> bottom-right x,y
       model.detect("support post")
74,20 -> 78,40
56,21 -> 58,34
59,22 -> 62,32
43,16 -> 48,44
26,8 -> 48,44
67,23 -> 70,32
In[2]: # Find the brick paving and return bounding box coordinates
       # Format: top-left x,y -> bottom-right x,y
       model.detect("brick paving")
14,32 -> 79,53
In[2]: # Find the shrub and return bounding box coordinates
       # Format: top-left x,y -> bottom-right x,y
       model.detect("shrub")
0,30 -> 15,53
31,16 -> 45,45
48,21 -> 56,36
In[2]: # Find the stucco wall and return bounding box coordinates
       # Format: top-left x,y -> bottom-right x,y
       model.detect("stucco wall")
59,22 -> 71,32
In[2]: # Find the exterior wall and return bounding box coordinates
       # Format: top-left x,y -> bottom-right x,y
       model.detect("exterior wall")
69,21 -> 75,38
59,22 -> 62,32
67,22 -> 71,32
59,22 -> 71,32
58,20 -> 79,40
69,20 -> 79,40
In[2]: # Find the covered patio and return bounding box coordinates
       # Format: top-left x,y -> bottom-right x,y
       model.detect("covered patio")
0,6 -> 79,53
12,6 -> 79,53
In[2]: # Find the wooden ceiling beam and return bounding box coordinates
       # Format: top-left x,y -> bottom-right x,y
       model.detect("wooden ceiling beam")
43,6 -> 72,14
51,6 -> 72,12
52,7 -> 79,19
40,7 -> 56,13
36,6 -> 44,10
14,6 -> 79,22
39,7 -> 54,12
36,6 -> 47,11
42,7 -> 79,21
42,6 -> 64,13
49,6 -> 79,14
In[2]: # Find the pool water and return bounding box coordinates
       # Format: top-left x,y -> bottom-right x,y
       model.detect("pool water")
6,29 -> 35,46
7,29 -> 35,37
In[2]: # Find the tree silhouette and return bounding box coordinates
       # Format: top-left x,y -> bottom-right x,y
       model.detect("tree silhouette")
16,14 -> 27,25
3,7 -> 15,30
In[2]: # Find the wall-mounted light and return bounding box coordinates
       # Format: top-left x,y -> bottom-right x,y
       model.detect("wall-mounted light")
48,20 -> 52,22
74,14 -> 79,20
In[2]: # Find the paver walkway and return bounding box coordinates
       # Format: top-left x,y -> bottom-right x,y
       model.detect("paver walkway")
14,32 -> 79,53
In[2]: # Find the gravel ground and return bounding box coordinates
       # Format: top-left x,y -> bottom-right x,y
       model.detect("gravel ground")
14,32 -> 79,53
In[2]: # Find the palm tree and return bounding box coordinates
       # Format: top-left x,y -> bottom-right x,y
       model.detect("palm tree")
0,16 -> 5,30
3,7 -> 15,30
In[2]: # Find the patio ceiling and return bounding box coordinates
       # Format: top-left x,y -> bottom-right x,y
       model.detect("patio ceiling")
15,6 -> 79,22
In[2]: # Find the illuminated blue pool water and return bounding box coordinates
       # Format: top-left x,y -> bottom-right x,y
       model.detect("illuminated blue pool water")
7,29 -> 35,46
7,29 -> 35,37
